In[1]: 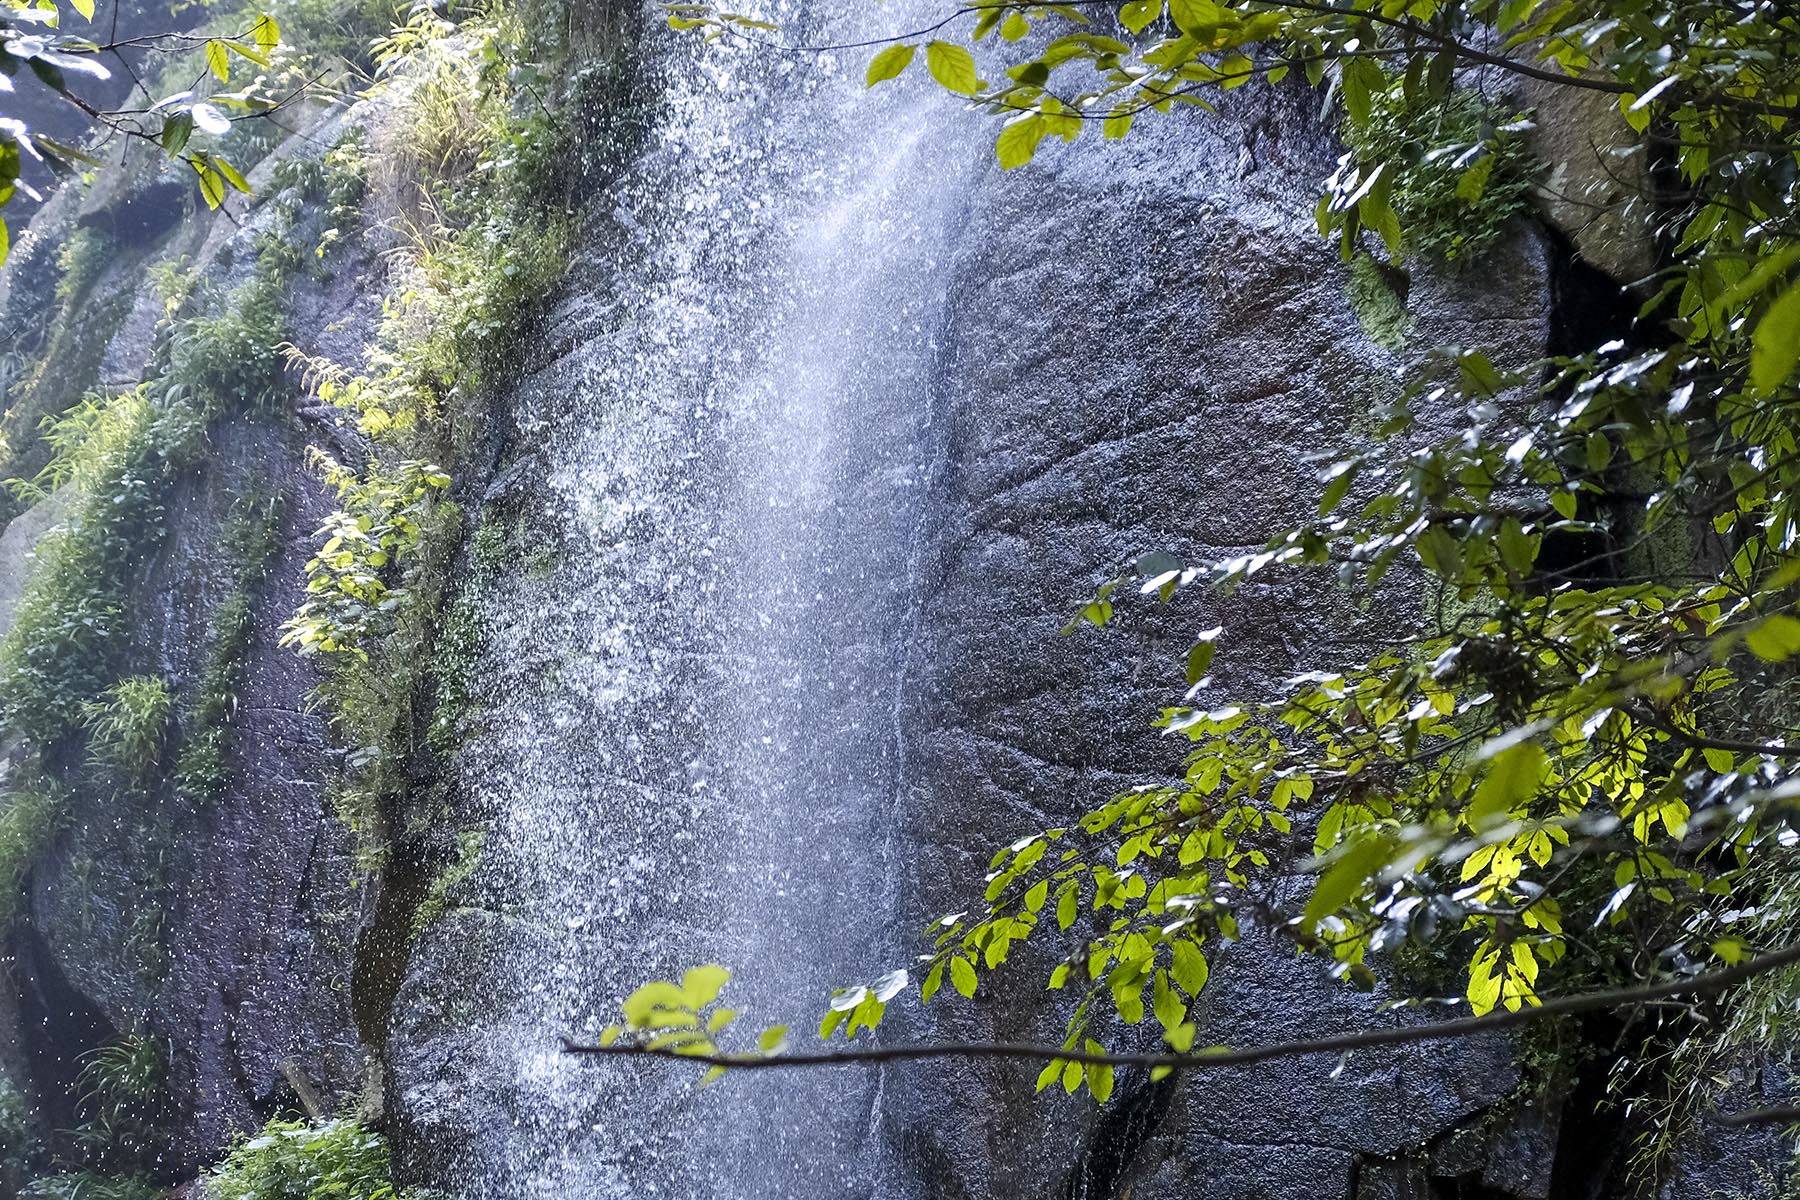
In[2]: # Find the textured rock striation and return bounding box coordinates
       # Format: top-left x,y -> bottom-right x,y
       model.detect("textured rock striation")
3,5 -> 1731,1199
386,13 -> 1557,1200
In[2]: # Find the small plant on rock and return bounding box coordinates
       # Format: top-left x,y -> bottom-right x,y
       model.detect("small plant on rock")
71,1035 -> 170,1171
208,1117 -> 405,1200
82,678 -> 174,787
18,1171 -> 158,1200
1338,82 -> 1536,264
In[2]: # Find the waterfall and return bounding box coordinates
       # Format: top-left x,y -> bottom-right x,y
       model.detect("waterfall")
392,7 -> 984,1196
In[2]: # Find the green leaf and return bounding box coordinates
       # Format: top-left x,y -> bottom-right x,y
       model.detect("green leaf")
1466,946 -> 1503,1014
925,40 -> 980,95
999,11 -> 1028,39
921,961 -> 944,1002
1455,154 -> 1494,204
683,964 -> 729,1006
1750,281 -> 1800,396
1084,1040 -> 1114,1102
1119,0 -> 1160,34
161,111 -> 194,155
252,13 -> 280,51
623,981 -> 689,1026
213,153 -> 250,194
1170,939 -> 1209,996
1035,1058 -> 1061,1092
1469,741 -> 1548,827
1339,58 -> 1384,125
1319,461 -> 1356,516
1457,350 -> 1503,396
1303,831 -> 1393,928
950,956 -> 978,998
1056,882 -> 1078,929
1151,969 -> 1187,1031
1702,747 -> 1736,773
1585,432 -> 1613,474
1061,1057 -> 1083,1094
1024,878 -> 1049,912
865,42 -> 915,87
1747,614 -> 1800,662
224,38 -> 270,67
205,39 -> 229,81
996,115 -> 1048,169
193,160 -> 226,210
706,1008 -> 737,1033
1168,0 -> 1220,34
758,1025 -> 788,1052
70,0 -> 93,19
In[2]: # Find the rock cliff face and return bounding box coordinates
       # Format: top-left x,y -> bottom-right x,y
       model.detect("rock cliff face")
0,7 -> 1740,1200
382,25 -> 1557,1200
0,115 -> 373,1182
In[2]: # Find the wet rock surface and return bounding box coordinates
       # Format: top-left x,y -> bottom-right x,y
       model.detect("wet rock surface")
387,22 -> 1560,1198
0,115 -> 373,1179
870,77 -> 1551,1200
0,8 -> 1715,1200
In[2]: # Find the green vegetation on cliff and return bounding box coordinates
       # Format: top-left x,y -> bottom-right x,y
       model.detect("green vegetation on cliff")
208,1117 -> 410,1200
279,0 -> 641,871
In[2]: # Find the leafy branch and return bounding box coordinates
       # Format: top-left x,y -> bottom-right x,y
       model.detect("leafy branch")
566,941 -> 1800,1086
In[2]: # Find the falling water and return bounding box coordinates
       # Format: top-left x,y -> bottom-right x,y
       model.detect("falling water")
401,5 -> 986,1195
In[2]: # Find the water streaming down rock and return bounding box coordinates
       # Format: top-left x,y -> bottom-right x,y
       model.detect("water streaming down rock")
0,2 -> 1776,1194
389,8 -> 986,1196
389,6 -> 1560,1197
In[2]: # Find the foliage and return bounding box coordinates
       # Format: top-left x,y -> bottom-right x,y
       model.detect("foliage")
1345,253 -> 1409,352
592,967 -> 792,1089
278,0 -> 630,861
283,452 -> 452,661
0,162 -> 309,937
0,0 -> 289,261
0,387 -> 187,745
70,1035 -> 169,1170
18,1172 -> 158,1200
0,249 -> 138,521
1341,83 -> 1535,263
81,677 -> 174,786
206,1117 -> 404,1200
51,228 -> 111,310
644,0 -> 1800,1173
411,827 -> 485,934
0,780 -> 62,927
0,1074 -> 43,1177
177,491 -> 285,801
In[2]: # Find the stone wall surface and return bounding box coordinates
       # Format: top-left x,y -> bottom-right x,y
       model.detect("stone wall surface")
1,5 -> 1756,1200
0,111 -> 372,1182
386,18 -> 1561,1199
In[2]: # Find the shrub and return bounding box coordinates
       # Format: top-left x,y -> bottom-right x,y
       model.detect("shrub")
70,1036 -> 169,1170
208,1118 -> 403,1200
1342,83 -> 1536,263
52,230 -> 113,311
177,491 -> 284,802
18,1172 -> 157,1200
0,781 -> 62,926
0,1076 -> 43,1177
82,678 -> 174,786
